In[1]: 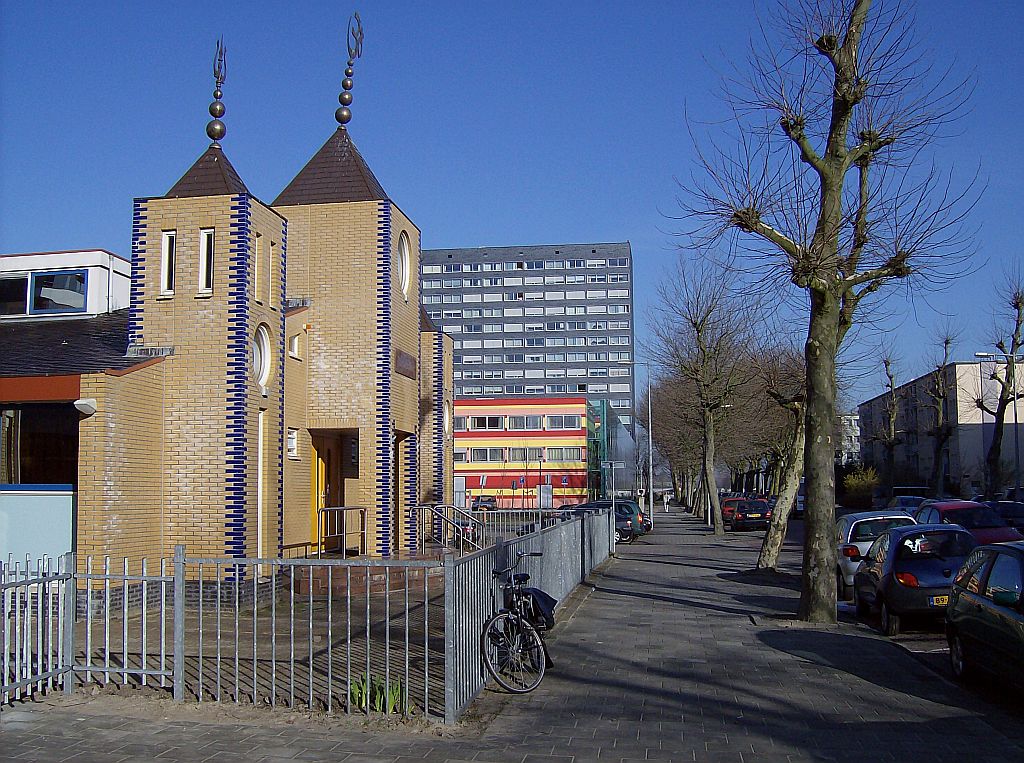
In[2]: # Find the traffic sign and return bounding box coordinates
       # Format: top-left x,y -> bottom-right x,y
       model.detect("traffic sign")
601,460 -> 626,468
637,488 -> 646,497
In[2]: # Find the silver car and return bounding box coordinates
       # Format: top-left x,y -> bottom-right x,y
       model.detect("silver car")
836,511 -> 916,600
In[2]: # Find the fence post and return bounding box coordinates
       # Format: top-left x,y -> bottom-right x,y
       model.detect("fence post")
173,544 -> 185,702
609,509 -> 615,556
61,551 -> 75,695
442,552 -> 456,724
580,513 -> 587,583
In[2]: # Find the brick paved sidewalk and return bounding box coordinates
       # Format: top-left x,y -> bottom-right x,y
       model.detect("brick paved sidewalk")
2,512 -> 1022,762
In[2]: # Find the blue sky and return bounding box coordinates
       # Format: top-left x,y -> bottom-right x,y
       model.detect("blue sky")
1,1 -> 1021,406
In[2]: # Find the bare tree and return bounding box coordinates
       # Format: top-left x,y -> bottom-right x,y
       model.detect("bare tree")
754,344 -> 806,570
923,329 -> 958,497
869,355 -> 904,502
679,0 -> 975,621
654,262 -> 755,535
652,375 -> 705,510
975,275 -> 1024,496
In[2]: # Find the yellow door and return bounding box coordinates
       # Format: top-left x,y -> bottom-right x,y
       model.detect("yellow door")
310,434 -> 341,552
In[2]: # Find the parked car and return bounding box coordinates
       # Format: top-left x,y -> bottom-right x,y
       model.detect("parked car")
946,541 -> 1024,685
573,500 -> 648,536
852,524 -> 977,636
914,500 -> 1024,545
721,497 -> 745,523
992,501 -> 1024,530
453,517 -> 480,545
836,511 -> 917,600
886,495 -> 927,511
729,499 -> 772,532
614,508 -> 639,543
472,495 -> 498,510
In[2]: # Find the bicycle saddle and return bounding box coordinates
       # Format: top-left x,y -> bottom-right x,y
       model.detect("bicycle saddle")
513,573 -> 530,584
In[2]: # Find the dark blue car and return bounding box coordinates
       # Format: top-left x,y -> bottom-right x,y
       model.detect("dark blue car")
852,523 -> 977,636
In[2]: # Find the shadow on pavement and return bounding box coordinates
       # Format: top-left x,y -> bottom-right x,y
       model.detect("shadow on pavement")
758,629 -> 971,708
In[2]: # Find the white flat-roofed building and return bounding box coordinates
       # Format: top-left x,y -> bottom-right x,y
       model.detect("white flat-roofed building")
0,249 -> 130,320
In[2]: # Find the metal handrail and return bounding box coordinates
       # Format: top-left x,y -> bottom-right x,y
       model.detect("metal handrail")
316,506 -> 368,558
414,505 -> 484,554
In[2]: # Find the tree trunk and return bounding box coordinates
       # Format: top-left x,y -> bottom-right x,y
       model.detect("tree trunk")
883,442 -> 896,502
757,411 -> 805,570
703,407 -> 725,534
799,291 -> 840,623
986,403 -> 1009,497
929,429 -> 950,498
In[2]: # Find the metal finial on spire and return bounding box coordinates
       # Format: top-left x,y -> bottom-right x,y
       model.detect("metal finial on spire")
206,38 -> 227,145
336,12 -> 364,127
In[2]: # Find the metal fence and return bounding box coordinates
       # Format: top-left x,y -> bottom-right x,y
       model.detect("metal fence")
442,508 -> 613,722
2,509 -> 613,724
1,553 -> 74,705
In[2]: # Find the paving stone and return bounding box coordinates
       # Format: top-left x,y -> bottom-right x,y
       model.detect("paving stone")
4,514 -> 1024,763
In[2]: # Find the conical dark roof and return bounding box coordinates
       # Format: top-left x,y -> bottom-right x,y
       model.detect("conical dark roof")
165,144 -> 249,198
273,128 -> 387,206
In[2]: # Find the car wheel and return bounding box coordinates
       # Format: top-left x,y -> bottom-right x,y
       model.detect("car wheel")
853,584 -> 869,616
614,529 -> 623,543
949,631 -> 971,681
880,601 -> 900,637
836,571 -> 850,602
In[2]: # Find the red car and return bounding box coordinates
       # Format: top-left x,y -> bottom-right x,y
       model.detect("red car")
914,501 -> 1024,545
721,497 -> 745,522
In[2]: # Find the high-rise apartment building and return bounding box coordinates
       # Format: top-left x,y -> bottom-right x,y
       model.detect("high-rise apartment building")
421,243 -> 636,427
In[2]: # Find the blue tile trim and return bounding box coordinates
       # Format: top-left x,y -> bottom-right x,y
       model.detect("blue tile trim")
434,331 -> 446,506
224,193 -> 252,577
128,199 -> 148,345
404,431 -> 418,551
277,216 -> 288,555
376,201 -> 393,556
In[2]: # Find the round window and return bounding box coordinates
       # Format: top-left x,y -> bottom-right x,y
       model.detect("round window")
396,231 -> 411,300
252,324 -> 271,386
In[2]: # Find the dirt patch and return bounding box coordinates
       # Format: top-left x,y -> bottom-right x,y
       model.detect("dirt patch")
32,685 -> 489,737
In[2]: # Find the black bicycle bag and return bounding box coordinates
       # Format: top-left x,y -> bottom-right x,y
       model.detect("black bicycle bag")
521,587 -> 558,631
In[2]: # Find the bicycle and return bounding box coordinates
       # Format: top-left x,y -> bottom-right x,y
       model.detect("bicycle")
481,550 -> 556,693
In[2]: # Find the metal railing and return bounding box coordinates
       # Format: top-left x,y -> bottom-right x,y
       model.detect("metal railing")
414,506 -> 585,555
1,553 -> 74,706
317,506 -> 368,558
414,505 -> 485,555
442,508 -> 613,722
2,509 -> 614,724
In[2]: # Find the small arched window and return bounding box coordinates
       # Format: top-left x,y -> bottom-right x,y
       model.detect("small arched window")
252,324 -> 272,386
396,231 -> 411,300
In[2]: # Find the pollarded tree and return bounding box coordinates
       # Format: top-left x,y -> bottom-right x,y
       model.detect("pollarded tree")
923,329 -> 958,498
976,275 -> 1024,497
654,261 -> 756,535
681,0 -> 975,621
754,343 -> 806,571
870,355 -> 903,502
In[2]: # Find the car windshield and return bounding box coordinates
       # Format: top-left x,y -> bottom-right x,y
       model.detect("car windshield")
895,530 -> 975,560
851,517 -> 914,542
942,506 -> 1007,529
997,502 -> 1024,519
740,501 -> 769,511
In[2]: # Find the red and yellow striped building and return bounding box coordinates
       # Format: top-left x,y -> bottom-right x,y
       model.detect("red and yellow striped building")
454,397 -> 589,508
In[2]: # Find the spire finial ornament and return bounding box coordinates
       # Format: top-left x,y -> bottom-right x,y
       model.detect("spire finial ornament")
336,12 -> 364,128
206,37 -> 227,145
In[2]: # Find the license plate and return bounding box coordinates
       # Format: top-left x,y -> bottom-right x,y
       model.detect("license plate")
929,595 -> 949,607
747,514 -> 762,518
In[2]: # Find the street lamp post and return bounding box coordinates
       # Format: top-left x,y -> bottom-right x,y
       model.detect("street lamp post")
619,359 -> 655,519
976,351 -> 1022,494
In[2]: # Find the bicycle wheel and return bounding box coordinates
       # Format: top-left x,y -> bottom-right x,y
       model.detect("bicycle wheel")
481,612 -> 546,693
